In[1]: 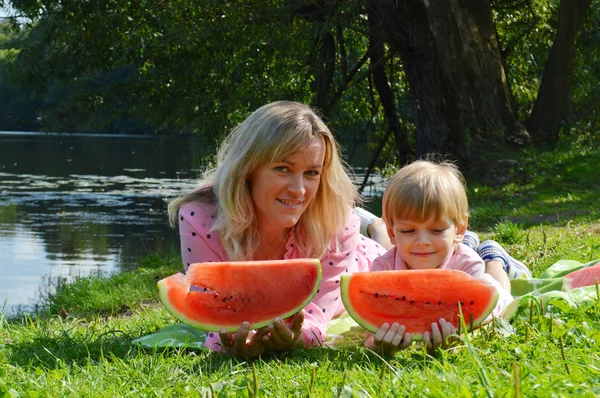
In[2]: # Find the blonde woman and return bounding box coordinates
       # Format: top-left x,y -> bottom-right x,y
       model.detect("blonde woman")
168,101 -> 388,358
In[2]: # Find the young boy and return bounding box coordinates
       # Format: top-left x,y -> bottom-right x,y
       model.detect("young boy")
365,160 -> 512,355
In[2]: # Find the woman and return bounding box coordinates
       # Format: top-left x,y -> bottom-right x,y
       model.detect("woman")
168,101 -> 387,358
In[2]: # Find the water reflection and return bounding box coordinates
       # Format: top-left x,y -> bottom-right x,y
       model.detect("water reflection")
0,132 -> 203,315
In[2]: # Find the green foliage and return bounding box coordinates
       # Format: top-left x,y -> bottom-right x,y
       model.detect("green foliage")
493,0 -> 600,133
3,1 -> 319,136
0,21 -> 40,130
1,0 -> 599,164
491,221 -> 526,245
493,0 -> 558,119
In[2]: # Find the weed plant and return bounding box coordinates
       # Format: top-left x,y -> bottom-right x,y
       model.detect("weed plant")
1,141 -> 599,396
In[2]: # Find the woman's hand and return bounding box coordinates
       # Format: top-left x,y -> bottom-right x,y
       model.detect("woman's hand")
262,310 -> 305,350
219,322 -> 269,359
423,318 -> 459,353
218,310 -> 305,359
366,322 -> 412,356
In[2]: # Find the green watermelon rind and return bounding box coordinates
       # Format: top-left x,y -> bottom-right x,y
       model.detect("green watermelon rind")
340,274 -> 381,336
158,259 -> 322,332
340,271 -> 499,341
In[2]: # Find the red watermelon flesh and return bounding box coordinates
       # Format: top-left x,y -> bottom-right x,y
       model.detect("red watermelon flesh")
158,259 -> 322,332
340,269 -> 499,340
563,262 -> 600,290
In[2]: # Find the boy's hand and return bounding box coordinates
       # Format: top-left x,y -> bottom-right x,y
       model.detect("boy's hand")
423,318 -> 459,353
367,322 -> 412,356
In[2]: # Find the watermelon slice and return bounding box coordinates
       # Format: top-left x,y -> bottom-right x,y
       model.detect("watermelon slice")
340,269 -> 499,340
563,262 -> 600,290
158,259 -> 322,332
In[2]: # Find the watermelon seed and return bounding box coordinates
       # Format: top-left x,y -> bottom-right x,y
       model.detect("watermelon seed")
470,301 -> 474,305
221,298 -> 226,302
426,301 -> 430,305
375,293 -> 379,298
438,301 -> 442,305
402,296 -> 406,301
395,297 -> 399,301
410,301 -> 415,305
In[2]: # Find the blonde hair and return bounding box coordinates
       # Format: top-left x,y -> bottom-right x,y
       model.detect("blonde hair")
168,101 -> 359,260
382,160 -> 468,228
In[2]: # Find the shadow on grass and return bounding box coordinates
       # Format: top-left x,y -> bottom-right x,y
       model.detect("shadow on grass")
6,325 -> 135,369
6,326 -> 417,373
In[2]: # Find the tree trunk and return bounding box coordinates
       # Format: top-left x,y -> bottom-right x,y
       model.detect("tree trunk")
375,0 -> 527,161
367,2 -> 410,164
314,31 -> 336,114
524,0 -> 592,143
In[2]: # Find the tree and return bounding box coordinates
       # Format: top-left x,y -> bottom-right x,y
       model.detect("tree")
524,0 -> 593,143
374,0 -> 528,161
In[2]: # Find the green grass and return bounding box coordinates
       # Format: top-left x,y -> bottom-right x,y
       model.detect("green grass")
2,140 -> 600,396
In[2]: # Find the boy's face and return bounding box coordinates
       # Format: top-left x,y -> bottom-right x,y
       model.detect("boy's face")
387,215 -> 467,270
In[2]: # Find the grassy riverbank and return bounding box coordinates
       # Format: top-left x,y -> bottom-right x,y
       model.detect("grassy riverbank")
2,140 -> 600,396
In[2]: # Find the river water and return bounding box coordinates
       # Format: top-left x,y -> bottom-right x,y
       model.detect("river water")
0,132 -> 385,315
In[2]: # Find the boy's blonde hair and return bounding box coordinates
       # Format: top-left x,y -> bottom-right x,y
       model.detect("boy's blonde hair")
382,160 -> 468,228
168,101 -> 360,260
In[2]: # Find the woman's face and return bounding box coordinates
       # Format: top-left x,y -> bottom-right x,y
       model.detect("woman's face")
248,136 -> 325,232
